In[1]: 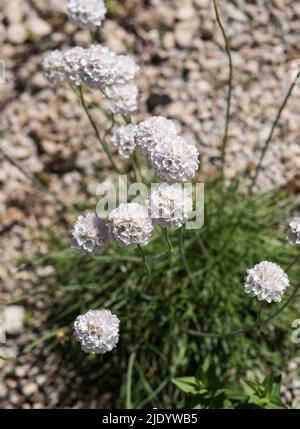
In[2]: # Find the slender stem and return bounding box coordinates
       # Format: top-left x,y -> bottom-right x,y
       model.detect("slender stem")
78,86 -> 123,174
188,301 -> 263,339
122,114 -> 144,183
248,70 -> 300,195
104,112 -> 116,139
90,30 -> 98,43
286,253 -> 300,272
137,244 -> 151,278
195,230 -> 209,258
132,150 -> 142,183
0,147 -> 77,213
137,377 -> 170,409
264,282 -> 299,325
263,254 -> 300,323
126,351 -> 136,409
164,228 -> 173,253
24,327 -> 67,354
122,114 -> 132,125
179,227 -> 197,289
213,0 -> 233,179
0,354 -> 16,361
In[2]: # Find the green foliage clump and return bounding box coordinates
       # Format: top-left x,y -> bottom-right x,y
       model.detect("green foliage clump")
173,358 -> 286,409
30,181 -> 300,408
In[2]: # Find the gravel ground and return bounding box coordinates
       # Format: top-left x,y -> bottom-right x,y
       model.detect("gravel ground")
1,0 -> 300,408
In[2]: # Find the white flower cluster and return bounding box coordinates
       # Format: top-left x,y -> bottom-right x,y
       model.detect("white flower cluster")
106,83 -> 139,115
60,46 -> 85,86
43,44 -> 140,115
134,116 -> 199,181
74,309 -> 120,354
71,212 -> 108,253
108,202 -> 153,247
134,116 -> 178,156
152,136 -> 199,181
244,261 -> 289,303
287,217 -> 300,245
147,183 -> 193,228
68,0 -> 106,29
116,55 -> 140,84
112,124 -> 137,159
42,50 -> 66,85
79,44 -> 119,88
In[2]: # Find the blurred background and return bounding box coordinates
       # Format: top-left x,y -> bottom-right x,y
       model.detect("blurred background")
1,0 -> 300,408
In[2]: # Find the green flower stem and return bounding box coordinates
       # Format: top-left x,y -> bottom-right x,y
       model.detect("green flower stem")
122,114 -> 132,125
132,149 -> 142,183
137,244 -> 151,278
78,86 -> 123,174
24,327 -> 67,354
98,90 -> 144,184
126,351 -> 136,409
286,253 -> 300,272
248,69 -> 300,196
0,327 -> 68,361
188,301 -> 263,339
179,227 -> 197,290
90,30 -> 98,43
120,114 -> 145,183
0,354 -> 16,361
164,228 -> 173,254
195,230 -> 209,259
213,0 -> 233,180
0,146 -> 77,213
264,254 -> 300,324
264,282 -> 300,325
104,112 -> 116,138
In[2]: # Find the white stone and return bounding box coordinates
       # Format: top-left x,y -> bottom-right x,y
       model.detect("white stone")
4,306 -> 24,335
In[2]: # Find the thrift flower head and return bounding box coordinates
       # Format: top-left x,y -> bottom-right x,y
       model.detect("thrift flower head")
42,50 -> 65,84
61,46 -> 85,86
134,116 -> 178,155
244,261 -> 289,303
74,309 -> 119,354
68,0 -> 106,28
112,124 -> 136,159
116,55 -> 140,83
79,44 -> 119,89
71,212 -> 108,254
106,83 -> 139,115
287,217 -> 300,245
151,136 -> 199,181
108,202 -> 153,247
147,183 -> 193,228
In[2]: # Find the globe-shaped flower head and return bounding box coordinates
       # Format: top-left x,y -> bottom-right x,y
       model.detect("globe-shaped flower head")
71,212 -> 108,254
74,309 -> 120,354
68,0 -> 107,29
112,124 -> 137,159
244,261 -> 289,303
106,84 -> 139,115
115,55 -> 140,83
79,44 -> 119,89
287,217 -> 300,245
42,50 -> 65,85
108,203 -> 153,247
134,116 -> 178,156
147,183 -> 193,228
151,136 -> 199,181
61,46 -> 85,86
